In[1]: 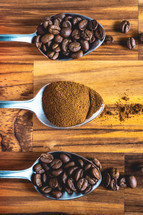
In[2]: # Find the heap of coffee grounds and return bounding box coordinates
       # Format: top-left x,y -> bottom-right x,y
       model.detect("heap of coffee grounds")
42,81 -> 103,127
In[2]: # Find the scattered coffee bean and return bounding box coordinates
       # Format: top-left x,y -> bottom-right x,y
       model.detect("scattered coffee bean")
103,35 -> 114,45
127,37 -> 136,49
120,20 -> 130,33
110,168 -> 120,179
103,172 -> 111,188
110,179 -> 119,191
119,177 -> 127,188
127,175 -> 137,188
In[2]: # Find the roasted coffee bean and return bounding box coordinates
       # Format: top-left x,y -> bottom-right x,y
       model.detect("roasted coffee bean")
53,13 -> 66,20
62,20 -> 72,28
77,158 -> 84,167
42,163 -> 50,171
127,37 -> 136,49
40,153 -> 54,164
34,35 -> 41,43
51,168 -> 63,176
51,190 -> 62,198
89,19 -> 98,31
127,175 -> 137,188
84,163 -> 92,171
79,19 -> 88,31
86,175 -> 98,185
82,184 -> 92,194
91,167 -> 100,180
42,44 -> 47,53
50,159 -> 63,169
63,50 -> 70,56
120,20 -> 130,33
52,43 -> 60,52
62,39 -> 70,52
36,42 -> 42,49
110,168 -> 120,179
41,33 -> 54,44
68,166 -> 78,176
61,172 -> 68,184
33,164 -> 45,174
61,27 -> 72,38
65,186 -> 73,194
81,29 -> 93,41
67,178 -> 77,192
54,18 -> 62,27
49,177 -> 59,188
43,20 -> 50,29
73,17 -> 82,25
71,50 -> 83,59
95,25 -> 105,40
89,35 -> 96,43
77,178 -> 88,191
60,153 -> 70,163
103,172 -> 111,188
119,177 -> 127,188
75,169 -> 83,181
65,15 -> 73,21
57,183 -> 62,191
49,25 -> 61,35
47,40 -> 52,48
103,35 -> 114,45
42,173 -> 47,184
72,29 -> 80,40
92,158 -> 102,170
34,174 -> 42,187
139,33 -> 143,42
55,34 -> 63,44
80,40 -> 89,52
47,51 -> 59,60
41,186 -> 52,194
69,42 -> 81,52
37,24 -> 45,35
110,179 -> 119,191
65,161 -> 75,169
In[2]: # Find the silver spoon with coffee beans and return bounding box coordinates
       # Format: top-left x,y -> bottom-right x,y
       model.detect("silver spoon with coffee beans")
0,151 -> 102,200
0,13 -> 105,60
0,83 -> 104,129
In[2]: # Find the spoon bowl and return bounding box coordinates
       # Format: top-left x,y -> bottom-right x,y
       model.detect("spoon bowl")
0,13 -> 105,60
0,83 -> 104,129
0,151 -> 102,200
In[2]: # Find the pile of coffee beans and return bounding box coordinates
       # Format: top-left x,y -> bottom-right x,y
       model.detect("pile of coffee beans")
103,168 -> 137,191
33,13 -> 105,60
32,152 -> 101,199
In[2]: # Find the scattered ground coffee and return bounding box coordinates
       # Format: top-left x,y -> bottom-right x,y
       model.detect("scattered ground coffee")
42,81 -> 103,127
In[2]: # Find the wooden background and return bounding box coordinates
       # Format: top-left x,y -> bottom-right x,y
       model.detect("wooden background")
0,0 -> 143,214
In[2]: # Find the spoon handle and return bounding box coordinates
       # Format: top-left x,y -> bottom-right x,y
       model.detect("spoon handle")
0,32 -> 36,43
0,168 -> 32,180
0,99 -> 34,111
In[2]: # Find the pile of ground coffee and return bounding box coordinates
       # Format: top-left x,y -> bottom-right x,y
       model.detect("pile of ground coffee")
42,81 -> 103,127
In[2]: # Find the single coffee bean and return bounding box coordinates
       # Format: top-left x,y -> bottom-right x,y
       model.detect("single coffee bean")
42,163 -> 50,171
103,35 -> 114,45
52,43 -> 59,51
79,19 -> 88,31
71,29 -> 80,40
71,50 -> 83,59
42,173 -> 47,184
127,37 -> 136,49
49,25 -> 61,35
53,13 -> 65,20
68,166 -> 78,176
89,35 -> 96,43
65,161 -> 75,169
67,178 -> 77,192
49,177 -> 59,188
37,24 -> 45,35
119,177 -> 127,188
51,168 -> 63,176
62,39 -> 70,52
55,34 -> 63,44
41,33 -> 54,44
103,172 -> 111,188
89,19 -> 98,31
61,172 -> 68,184
75,168 -> 83,181
40,153 -> 54,164
82,184 -> 92,194
51,190 -> 62,198
91,167 -> 100,180
120,20 -> 130,33
65,186 -> 73,194
77,158 -> 84,167
110,168 -> 120,179
47,51 -> 59,60
65,15 -> 73,21
95,25 -> 105,40
86,175 -> 98,185
41,186 -> 52,194
84,163 -> 92,171
34,35 -> 41,43
33,163 -> 45,174
43,20 -> 50,29
69,42 -> 81,52
73,17 -> 82,25
42,44 -> 47,53
36,42 -> 42,49
139,33 -> 143,42
81,29 -> 93,41
54,18 -> 62,27
34,174 -> 42,187
50,159 -> 63,169
110,179 -> 119,191
77,178 -> 88,191
61,27 -> 72,38
127,175 -> 137,188
60,153 -> 70,163
47,40 -> 52,48
80,40 -> 89,52
92,158 -> 102,170
62,20 -> 72,28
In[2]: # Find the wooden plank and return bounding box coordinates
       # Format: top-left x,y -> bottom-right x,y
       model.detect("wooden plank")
139,0 -> 143,59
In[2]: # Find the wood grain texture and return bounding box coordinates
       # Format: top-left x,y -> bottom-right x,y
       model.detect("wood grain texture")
33,60 -> 143,153
139,0 -> 143,59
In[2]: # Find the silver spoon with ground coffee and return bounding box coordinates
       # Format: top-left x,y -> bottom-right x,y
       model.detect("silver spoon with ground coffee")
0,82 -> 104,129
0,13 -> 105,60
0,151 -> 102,200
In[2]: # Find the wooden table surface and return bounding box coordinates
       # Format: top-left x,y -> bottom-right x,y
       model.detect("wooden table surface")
0,0 -> 143,214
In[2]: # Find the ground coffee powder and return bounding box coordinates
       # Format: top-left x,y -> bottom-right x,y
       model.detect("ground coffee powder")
42,81 -> 103,127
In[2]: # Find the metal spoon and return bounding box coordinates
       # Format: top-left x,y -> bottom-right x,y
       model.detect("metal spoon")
0,83 -> 104,129
0,151 -> 102,200
0,13 -> 105,60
